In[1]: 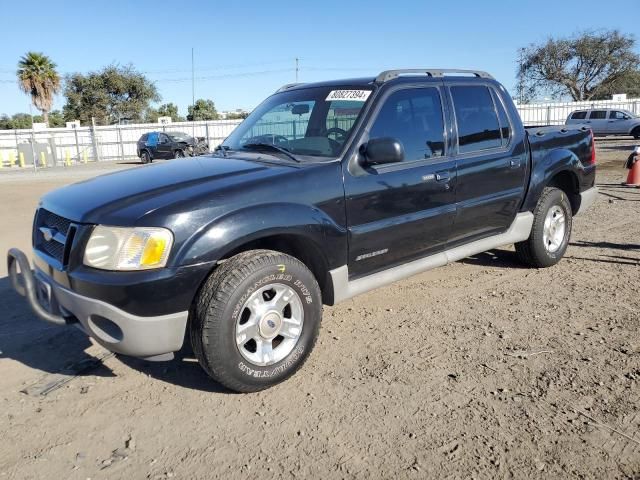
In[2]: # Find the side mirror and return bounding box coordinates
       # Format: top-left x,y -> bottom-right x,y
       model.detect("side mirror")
361,137 -> 404,165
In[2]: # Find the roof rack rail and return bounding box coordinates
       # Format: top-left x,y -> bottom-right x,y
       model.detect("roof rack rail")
275,82 -> 305,93
375,69 -> 493,83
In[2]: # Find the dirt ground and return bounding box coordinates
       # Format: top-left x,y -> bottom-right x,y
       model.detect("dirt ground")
0,139 -> 638,479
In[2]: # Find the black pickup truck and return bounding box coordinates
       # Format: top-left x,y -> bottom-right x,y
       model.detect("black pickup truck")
8,69 -> 597,392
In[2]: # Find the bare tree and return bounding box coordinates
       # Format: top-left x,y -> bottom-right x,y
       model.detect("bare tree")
519,30 -> 640,101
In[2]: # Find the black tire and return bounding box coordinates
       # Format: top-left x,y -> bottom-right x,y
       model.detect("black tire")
632,127 -> 640,140
515,187 -> 572,268
174,149 -> 185,158
140,150 -> 151,164
190,249 -> 322,392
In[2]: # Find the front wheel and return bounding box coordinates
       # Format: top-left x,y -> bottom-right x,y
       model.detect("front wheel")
632,127 -> 640,140
174,149 -> 185,158
515,187 -> 573,268
190,250 -> 322,392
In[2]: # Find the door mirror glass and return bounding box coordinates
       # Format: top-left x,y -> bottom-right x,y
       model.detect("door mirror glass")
362,137 -> 404,165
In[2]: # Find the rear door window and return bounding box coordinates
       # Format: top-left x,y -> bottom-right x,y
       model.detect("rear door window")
588,110 -> 607,119
571,111 -> 587,120
450,86 -> 501,153
368,87 -> 445,162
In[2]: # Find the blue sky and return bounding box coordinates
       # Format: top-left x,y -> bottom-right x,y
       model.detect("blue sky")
1,0 -> 638,117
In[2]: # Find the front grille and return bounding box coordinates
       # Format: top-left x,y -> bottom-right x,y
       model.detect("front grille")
34,209 -> 76,267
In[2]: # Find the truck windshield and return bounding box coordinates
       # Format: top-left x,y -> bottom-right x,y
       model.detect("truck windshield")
222,86 -> 373,159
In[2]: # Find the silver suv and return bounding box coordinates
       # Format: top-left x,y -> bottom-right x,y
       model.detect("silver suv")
566,108 -> 640,138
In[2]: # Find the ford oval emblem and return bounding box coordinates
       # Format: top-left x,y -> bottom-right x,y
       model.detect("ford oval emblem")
39,227 -> 56,242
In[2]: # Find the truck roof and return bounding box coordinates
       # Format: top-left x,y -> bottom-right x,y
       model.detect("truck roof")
277,69 -> 496,93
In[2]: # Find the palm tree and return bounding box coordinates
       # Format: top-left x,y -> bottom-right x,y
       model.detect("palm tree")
17,52 -> 61,126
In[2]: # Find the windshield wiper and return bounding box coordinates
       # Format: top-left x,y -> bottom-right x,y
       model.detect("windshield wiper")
242,143 -> 301,163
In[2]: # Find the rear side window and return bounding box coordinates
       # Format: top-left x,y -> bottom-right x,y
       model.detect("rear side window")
140,133 -> 148,141
451,86 -> 501,153
571,111 -> 587,120
369,87 -> 445,162
589,110 -> 607,119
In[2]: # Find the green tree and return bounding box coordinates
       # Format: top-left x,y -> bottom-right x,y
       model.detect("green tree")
16,52 -> 61,126
187,99 -> 219,121
0,113 -> 36,129
592,70 -> 640,100
519,30 -> 640,101
47,110 -> 65,127
225,111 -> 249,120
63,65 -> 160,125
145,102 -> 184,123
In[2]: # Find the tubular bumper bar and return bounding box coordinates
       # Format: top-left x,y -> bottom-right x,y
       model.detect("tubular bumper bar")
7,248 -> 68,326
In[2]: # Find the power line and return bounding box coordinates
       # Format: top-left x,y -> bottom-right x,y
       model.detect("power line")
153,68 -> 295,83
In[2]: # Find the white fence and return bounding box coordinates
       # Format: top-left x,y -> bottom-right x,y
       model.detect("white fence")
516,98 -> 640,126
0,120 -> 242,167
1,96 -> 640,168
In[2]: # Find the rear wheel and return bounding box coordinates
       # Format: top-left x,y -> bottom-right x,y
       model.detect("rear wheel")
190,250 -> 322,392
140,151 -> 151,164
515,187 -> 572,268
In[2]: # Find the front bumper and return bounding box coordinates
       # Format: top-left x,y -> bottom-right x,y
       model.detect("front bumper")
7,248 -> 188,360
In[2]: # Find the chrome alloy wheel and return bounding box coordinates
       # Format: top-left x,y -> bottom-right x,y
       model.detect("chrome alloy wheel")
235,283 -> 304,366
542,205 -> 566,253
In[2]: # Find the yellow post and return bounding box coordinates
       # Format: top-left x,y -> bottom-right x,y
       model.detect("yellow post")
40,151 -> 47,167
18,152 -> 25,168
65,149 -> 71,166
9,151 -> 15,167
83,150 -> 88,164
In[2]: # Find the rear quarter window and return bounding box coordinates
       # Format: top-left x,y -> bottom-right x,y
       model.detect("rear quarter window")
589,110 -> 607,119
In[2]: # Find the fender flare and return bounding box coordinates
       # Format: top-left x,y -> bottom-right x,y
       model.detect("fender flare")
173,202 -> 348,269
521,147 -> 582,213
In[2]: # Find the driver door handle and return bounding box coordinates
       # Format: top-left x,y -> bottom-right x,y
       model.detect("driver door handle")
435,171 -> 450,182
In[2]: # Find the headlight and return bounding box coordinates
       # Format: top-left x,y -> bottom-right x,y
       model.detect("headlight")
83,226 -> 173,271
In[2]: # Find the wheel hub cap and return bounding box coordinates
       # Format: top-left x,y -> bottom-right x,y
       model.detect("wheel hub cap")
259,311 -> 283,339
235,283 -> 304,367
543,206 -> 566,253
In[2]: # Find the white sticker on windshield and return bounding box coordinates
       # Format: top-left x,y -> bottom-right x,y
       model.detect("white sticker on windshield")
326,90 -> 371,102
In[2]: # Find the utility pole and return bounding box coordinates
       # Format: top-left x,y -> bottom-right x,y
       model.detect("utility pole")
516,47 -> 526,105
295,57 -> 299,83
192,47 -> 196,136
191,47 -> 195,107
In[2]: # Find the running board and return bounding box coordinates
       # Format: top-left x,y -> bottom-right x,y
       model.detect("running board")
329,212 -> 534,304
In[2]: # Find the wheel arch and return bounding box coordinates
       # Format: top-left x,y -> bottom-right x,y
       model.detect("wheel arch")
521,147 -> 583,214
546,170 -> 580,214
219,233 -> 334,304
175,203 -> 347,306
